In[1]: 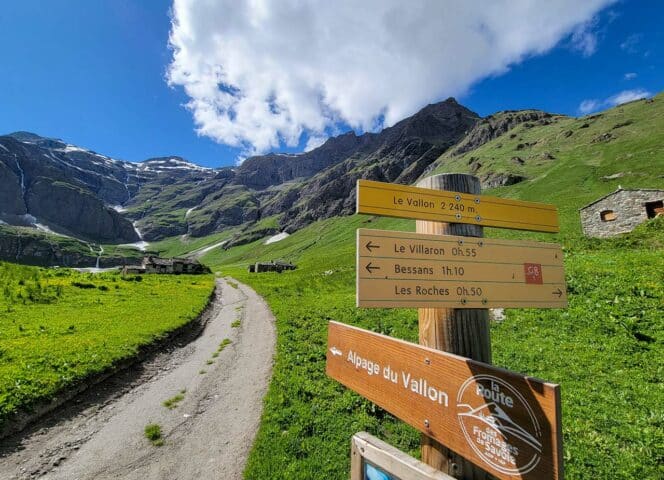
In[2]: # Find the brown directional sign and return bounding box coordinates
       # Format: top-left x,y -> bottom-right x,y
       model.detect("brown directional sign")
357,228 -> 567,309
356,179 -> 559,233
327,321 -> 563,480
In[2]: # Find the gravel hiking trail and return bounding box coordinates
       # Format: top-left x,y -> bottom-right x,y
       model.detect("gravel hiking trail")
0,278 -> 276,480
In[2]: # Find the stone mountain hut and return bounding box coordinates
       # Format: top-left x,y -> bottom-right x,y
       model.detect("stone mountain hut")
580,188 -> 664,238
122,255 -> 210,275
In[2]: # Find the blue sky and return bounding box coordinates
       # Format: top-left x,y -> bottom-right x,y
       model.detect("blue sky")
0,1 -> 661,168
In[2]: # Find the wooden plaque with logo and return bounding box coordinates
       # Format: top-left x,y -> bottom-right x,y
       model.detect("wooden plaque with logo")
327,321 -> 563,480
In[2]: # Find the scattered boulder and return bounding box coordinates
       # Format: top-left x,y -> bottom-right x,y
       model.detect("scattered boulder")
612,120 -> 633,130
563,130 -> 573,138
511,156 -> 525,165
591,132 -> 616,144
515,142 -> 535,151
480,172 -> 527,189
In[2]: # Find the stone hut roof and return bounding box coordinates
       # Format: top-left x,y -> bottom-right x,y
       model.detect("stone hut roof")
173,257 -> 201,265
146,256 -> 173,266
579,188 -> 664,211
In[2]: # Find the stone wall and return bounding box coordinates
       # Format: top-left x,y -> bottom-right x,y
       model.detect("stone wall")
580,189 -> 664,238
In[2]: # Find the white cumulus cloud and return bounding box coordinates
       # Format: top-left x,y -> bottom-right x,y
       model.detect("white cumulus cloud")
569,19 -> 599,57
167,0 -> 614,156
579,99 -> 601,115
607,89 -> 652,106
578,88 -> 652,115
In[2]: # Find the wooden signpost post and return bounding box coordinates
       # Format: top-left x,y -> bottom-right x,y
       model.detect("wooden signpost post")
327,322 -> 563,480
327,174 -> 567,480
357,228 -> 567,309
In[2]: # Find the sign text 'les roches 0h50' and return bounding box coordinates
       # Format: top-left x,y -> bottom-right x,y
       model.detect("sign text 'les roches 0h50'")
357,228 -> 567,309
327,322 -> 564,480
356,179 -> 560,233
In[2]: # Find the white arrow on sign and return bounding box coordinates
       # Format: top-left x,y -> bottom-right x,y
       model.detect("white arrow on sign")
329,346 -> 343,357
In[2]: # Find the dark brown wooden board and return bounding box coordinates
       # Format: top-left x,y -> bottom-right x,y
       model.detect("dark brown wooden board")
327,321 -> 564,480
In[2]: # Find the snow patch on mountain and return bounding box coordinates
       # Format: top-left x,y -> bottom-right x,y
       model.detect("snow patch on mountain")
265,232 -> 290,244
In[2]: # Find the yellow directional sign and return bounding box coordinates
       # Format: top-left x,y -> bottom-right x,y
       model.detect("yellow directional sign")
357,228 -> 567,308
356,179 -> 560,233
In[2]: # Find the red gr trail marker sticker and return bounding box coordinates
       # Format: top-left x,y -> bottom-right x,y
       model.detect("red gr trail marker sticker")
524,263 -> 543,284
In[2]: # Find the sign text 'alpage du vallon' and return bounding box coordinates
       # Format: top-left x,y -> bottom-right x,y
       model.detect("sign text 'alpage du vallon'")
327,322 -> 564,480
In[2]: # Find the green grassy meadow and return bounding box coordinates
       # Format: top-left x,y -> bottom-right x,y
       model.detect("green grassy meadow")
0,263 -> 214,429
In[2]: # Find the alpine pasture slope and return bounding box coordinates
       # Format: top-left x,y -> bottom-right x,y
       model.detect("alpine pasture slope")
202,96 -> 664,479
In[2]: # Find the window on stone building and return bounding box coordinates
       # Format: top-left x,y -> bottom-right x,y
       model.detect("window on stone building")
645,200 -> 663,219
600,210 -> 616,222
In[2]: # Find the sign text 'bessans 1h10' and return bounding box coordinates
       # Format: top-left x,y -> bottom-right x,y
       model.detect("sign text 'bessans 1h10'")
357,228 -> 567,309
327,322 -> 564,480
356,179 -> 560,233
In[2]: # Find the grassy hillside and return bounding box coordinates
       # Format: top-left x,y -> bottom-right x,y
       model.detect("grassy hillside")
200,97 -> 664,480
0,263 -> 215,430
429,93 -> 664,235
150,229 -> 238,258
0,225 -> 144,268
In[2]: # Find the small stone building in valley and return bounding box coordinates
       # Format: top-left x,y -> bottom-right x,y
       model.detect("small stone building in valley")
122,256 -> 210,275
248,260 -> 297,273
580,188 -> 664,238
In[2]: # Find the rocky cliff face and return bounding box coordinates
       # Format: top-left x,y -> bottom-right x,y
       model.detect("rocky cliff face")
0,134 -> 141,243
449,110 -> 564,157
271,98 -> 479,231
1,97 -> 483,258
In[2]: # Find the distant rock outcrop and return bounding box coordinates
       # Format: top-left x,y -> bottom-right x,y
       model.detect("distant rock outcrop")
450,110 -> 564,157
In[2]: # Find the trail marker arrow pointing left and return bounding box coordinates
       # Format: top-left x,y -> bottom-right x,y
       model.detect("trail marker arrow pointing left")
329,347 -> 342,356
365,241 -> 380,252
366,262 -> 380,274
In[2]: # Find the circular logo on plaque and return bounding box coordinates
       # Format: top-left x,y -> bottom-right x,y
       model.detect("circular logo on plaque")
456,375 -> 542,475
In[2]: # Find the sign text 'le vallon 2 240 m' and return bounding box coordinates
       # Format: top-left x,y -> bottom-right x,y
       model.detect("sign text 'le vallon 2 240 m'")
327,322 -> 564,480
356,179 -> 560,233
